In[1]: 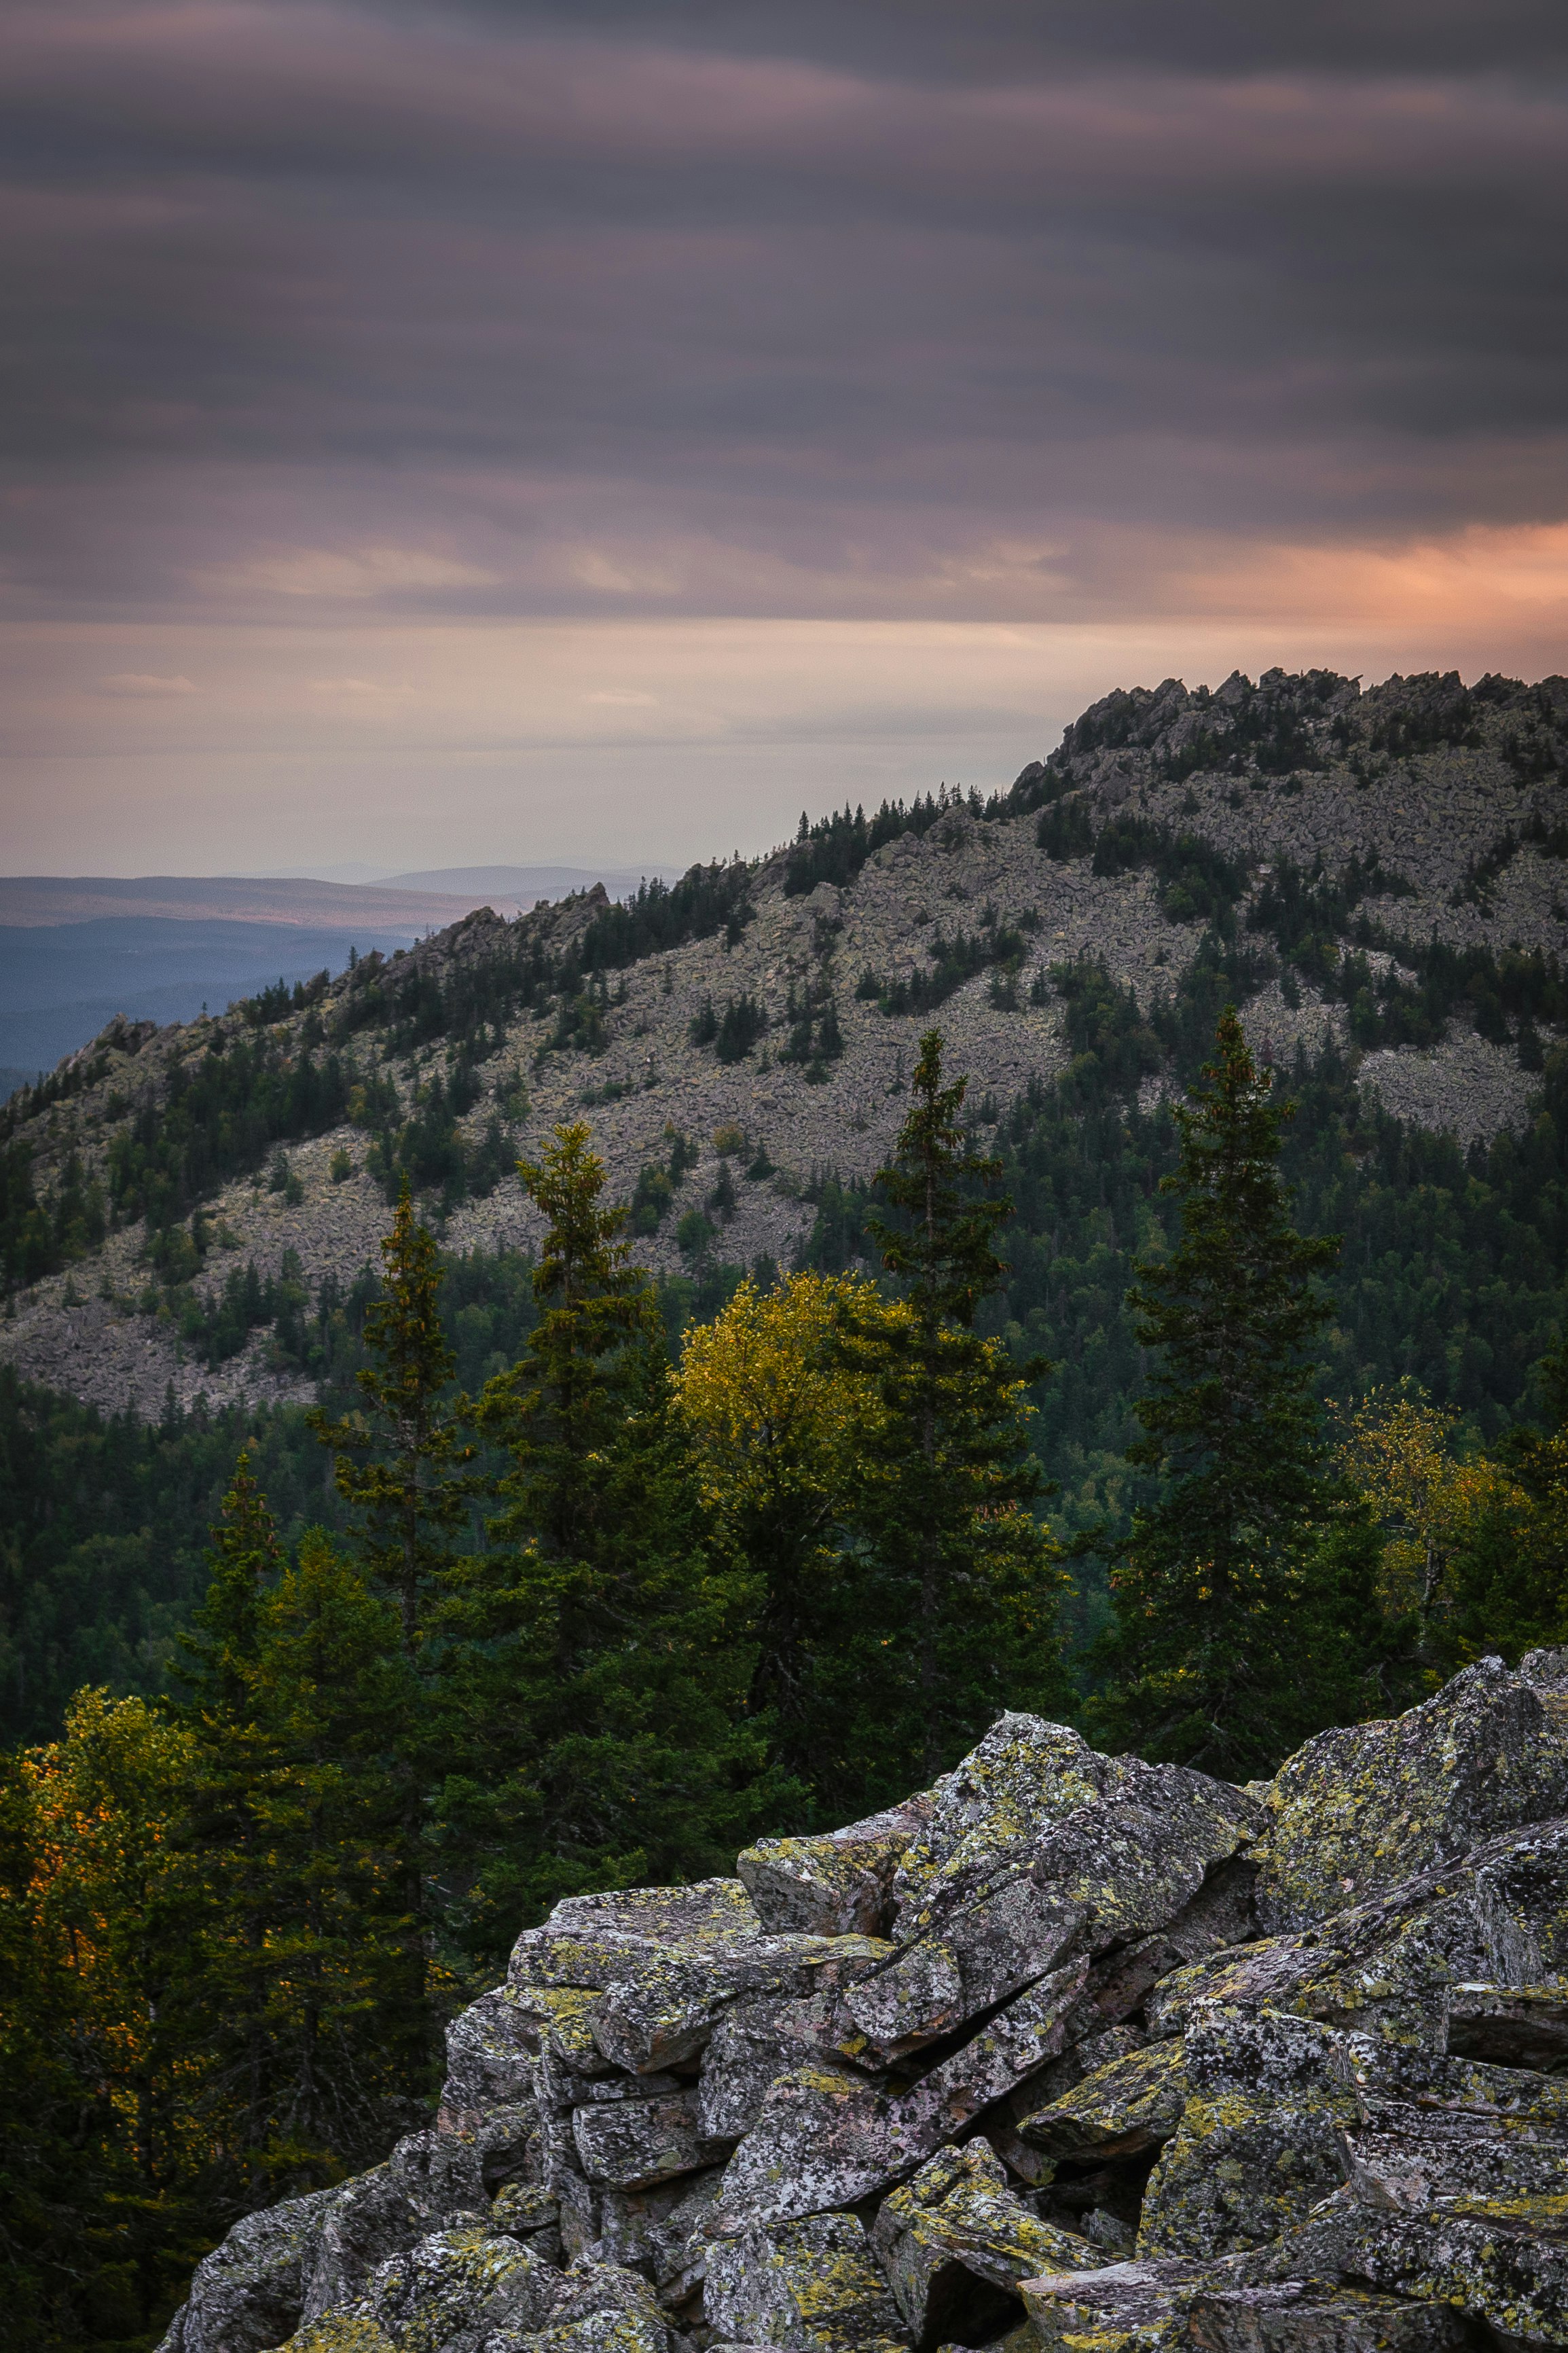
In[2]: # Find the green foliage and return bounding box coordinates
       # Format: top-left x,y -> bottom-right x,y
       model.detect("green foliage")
874,919 -> 1026,1019
443,1126 -> 775,1950
106,1039 -> 352,1235
0,1143 -> 106,1291
714,992 -> 767,1063
1088,1011 -> 1351,1776
1089,815 -> 1247,926
844,1031 -> 1074,1789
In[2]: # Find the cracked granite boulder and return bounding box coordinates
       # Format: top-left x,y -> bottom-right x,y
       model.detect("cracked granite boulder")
869,2142 -> 1095,2351
738,1795 -> 936,1938
704,2213 -> 907,2353
156,1666 -> 1568,2353
1257,1654 -> 1568,1935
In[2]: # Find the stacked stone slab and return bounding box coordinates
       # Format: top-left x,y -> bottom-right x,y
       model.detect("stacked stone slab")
158,1651 -> 1568,2353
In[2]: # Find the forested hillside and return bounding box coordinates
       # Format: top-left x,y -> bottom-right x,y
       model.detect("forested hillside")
3,665 -> 1568,2348
2,666 -> 1565,1738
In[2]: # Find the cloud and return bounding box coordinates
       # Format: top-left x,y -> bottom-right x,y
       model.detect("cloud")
96,670 -> 197,696
2,1 -> 1567,870
211,548 -> 503,600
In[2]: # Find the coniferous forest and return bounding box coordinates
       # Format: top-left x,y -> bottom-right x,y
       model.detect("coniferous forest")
3,1002 -> 1567,2348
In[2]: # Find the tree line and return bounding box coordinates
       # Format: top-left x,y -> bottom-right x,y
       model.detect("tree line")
3,1018 -> 1565,2348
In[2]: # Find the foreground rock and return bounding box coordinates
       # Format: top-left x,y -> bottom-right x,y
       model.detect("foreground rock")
160,1657 -> 1568,2353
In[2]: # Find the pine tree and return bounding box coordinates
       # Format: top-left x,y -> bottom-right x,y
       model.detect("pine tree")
171,1453 -> 285,2195
310,1180 -> 475,1658
1091,1007 -> 1345,1774
443,1124 -> 773,1949
849,1030 -> 1072,1795
245,1530 -> 424,2158
308,1181 -> 474,2068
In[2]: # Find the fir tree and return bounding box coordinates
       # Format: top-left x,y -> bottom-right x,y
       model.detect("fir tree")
245,1530 -> 424,2155
308,1181 -> 474,2070
1091,1007 -> 1345,1774
443,1124 -> 773,1949
850,1030 -> 1072,1792
309,1180 -> 475,1658
171,1454 -> 285,2194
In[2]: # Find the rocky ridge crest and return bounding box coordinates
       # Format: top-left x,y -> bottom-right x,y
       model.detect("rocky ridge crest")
3,666 -> 1564,1417
163,1652 -> 1568,2353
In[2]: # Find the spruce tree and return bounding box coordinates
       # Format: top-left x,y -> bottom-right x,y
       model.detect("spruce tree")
172,1453 -> 285,2194
443,1123 -> 772,1948
244,1530 -> 424,2157
1091,1007 -> 1345,1774
849,1030 -> 1072,1793
308,1180 -> 473,2071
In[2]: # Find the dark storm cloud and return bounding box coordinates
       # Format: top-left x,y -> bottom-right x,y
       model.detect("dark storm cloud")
1,1 -> 1565,620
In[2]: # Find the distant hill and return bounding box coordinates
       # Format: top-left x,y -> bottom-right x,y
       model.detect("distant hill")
0,874 -> 482,929
3,664 -> 1565,1439
380,864 -> 674,905
0,869 -> 672,1073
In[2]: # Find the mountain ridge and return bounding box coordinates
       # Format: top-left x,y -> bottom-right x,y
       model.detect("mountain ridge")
2,664 -> 1563,1424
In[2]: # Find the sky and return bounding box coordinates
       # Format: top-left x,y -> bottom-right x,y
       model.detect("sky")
3,1 -> 1567,877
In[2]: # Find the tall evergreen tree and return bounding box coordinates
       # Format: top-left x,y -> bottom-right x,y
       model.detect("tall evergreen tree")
848,1030 -> 1072,1794
309,1180 -> 475,1658
244,1530 -> 425,2157
309,1181 -> 474,2066
171,1454 -> 285,2196
1091,1007 -> 1347,1774
443,1124 -> 774,1950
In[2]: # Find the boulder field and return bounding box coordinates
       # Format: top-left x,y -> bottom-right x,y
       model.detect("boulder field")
160,1653 -> 1568,2353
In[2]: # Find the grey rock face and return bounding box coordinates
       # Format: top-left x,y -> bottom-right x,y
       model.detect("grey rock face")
159,1669 -> 1568,2353
156,2189 -> 339,2353
869,2143 -> 1095,2352
1257,1655 -> 1568,1934
704,2213 -> 906,2353
737,1795 -> 934,1939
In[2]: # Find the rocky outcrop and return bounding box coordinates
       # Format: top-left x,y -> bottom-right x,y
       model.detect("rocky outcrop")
159,1657 -> 1568,2353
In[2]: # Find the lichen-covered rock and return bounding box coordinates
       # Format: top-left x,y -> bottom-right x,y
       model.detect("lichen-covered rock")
513,2259 -> 673,2353
593,1934 -> 890,2075
698,2000 -> 809,2140
157,2186 -> 340,2353
1442,1979 -> 1568,2068
704,2212 -> 907,2353
870,2141 -> 1096,2350
716,1962 -> 1089,2225
1020,2254 -> 1220,2350
860,1753 -> 1262,2056
364,2224 -> 560,2351
1184,2281 -> 1472,2349
1135,2009 -> 1357,2261
1020,2038 -> 1189,2164
1257,1657 -> 1568,1935
888,1717 -> 1114,1927
1266,2204 -> 1568,2350
572,2087 -> 730,2191
156,1668 -> 1568,2353
1137,2096 -> 1351,2262
278,2311 -> 397,2353
737,1795 -> 934,1938
1341,2087 -> 1568,2219
300,2168 -> 414,2327
490,2183 -> 564,2267
442,1986 -> 541,2125
986,2022 -> 1148,2183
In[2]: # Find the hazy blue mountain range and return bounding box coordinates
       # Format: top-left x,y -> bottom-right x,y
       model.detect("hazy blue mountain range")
0,867 -> 676,1088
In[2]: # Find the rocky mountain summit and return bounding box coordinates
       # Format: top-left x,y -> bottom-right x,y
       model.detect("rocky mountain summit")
3,665 -> 1565,1416
162,1653 -> 1568,2353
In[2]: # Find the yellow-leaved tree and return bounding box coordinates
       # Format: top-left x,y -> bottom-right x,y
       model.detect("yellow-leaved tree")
676,1270 -> 894,1792
1335,1382 -> 1531,1666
